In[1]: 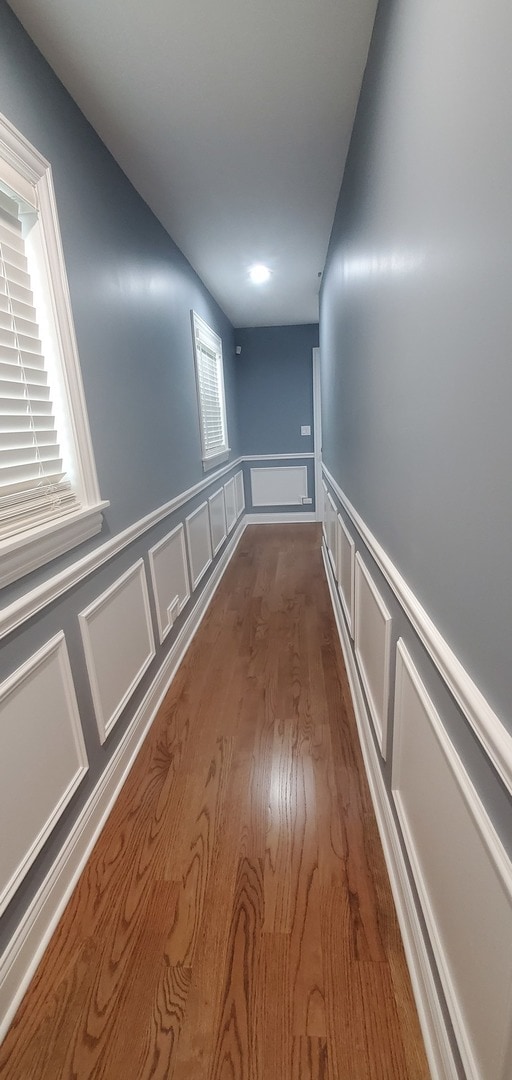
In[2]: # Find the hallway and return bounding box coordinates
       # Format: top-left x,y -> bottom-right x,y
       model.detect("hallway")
0,525 -> 429,1079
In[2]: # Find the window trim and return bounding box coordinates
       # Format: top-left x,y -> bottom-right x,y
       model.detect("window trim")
191,310 -> 230,472
0,112 -> 108,588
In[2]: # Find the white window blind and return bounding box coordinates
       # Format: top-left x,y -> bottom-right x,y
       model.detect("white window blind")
192,312 -> 229,468
0,188 -> 77,539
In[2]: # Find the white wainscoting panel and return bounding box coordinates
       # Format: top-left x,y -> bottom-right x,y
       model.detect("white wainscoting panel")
336,513 -> 355,638
235,470 -> 245,518
224,476 -> 237,533
148,524 -> 190,644
79,560 -> 156,744
250,466 -> 308,507
208,488 -> 227,556
392,641 -> 512,1080
0,633 -> 88,916
322,481 -> 328,543
185,501 -> 213,590
354,553 -> 392,758
326,492 -> 337,573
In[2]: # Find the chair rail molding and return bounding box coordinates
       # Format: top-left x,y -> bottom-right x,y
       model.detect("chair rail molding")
321,463 -> 512,796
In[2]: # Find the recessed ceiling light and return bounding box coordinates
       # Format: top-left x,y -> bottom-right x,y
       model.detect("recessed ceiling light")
249,263 -> 271,285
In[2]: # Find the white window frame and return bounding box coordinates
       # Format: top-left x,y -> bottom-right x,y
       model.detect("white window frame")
0,112 -> 107,589
191,310 -> 230,471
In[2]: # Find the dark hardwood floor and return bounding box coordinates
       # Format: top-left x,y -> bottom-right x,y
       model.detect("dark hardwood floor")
0,524 -> 430,1078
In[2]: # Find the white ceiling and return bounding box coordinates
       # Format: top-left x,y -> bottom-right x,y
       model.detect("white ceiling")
8,0 -> 377,327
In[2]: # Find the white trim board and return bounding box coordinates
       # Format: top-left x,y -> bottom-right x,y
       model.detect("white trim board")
243,453 -> 315,461
79,561 -> 156,744
250,465 -> 308,507
321,544 -> 459,1080
148,523 -> 191,645
0,633 -> 88,918
0,457 -> 243,642
245,512 -> 316,524
0,518 -> 246,1043
185,501 -> 213,591
393,640 -> 512,1080
336,512 -> 355,638
321,463 -> 512,797
354,553 -> 392,760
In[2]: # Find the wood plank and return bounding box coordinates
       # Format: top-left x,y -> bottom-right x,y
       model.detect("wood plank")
0,524 -> 430,1080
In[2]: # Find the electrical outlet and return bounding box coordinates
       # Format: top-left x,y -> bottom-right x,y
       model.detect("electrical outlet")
302,497 -> 313,505
301,425 -> 311,436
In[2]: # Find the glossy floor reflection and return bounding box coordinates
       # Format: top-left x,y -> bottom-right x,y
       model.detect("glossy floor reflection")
0,524 -> 430,1079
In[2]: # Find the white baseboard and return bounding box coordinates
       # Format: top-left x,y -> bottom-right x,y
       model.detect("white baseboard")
0,519 -> 245,1043
245,511 -> 316,524
322,544 -> 459,1080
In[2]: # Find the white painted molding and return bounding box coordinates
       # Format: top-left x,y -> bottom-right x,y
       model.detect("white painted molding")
242,453 -> 315,461
393,641 -> 512,1080
148,523 -> 190,644
185,501 -> 213,590
0,632 -> 88,917
354,553 -> 392,759
250,465 -> 308,507
234,470 -> 245,518
208,488 -> 227,557
224,476 -> 237,533
322,547 -> 459,1080
0,457 -> 243,641
79,560 -> 156,743
326,492 -> 337,574
0,518 -> 246,1043
336,512 -> 355,638
0,111 -> 108,587
322,463 -> 512,796
245,512 -> 316,524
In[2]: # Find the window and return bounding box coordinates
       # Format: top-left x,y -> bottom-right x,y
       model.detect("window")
191,311 -> 230,470
0,112 -> 107,588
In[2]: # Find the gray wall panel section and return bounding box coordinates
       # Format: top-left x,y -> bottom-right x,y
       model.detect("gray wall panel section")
320,0 -> 512,730
0,0 -> 239,571
0,2 -> 241,952
235,325 -> 317,455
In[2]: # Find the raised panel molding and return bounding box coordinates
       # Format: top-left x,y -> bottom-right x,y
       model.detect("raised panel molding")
0,632 -> 88,917
148,524 -> 190,644
326,492 -> 337,573
322,462 -> 512,797
0,518 -> 246,1044
322,481 -> 328,543
0,456 -> 244,642
208,488 -> 227,557
322,546 -> 458,1079
79,560 -> 156,744
224,476 -> 237,533
235,470 -> 245,518
250,465 -> 308,507
185,501 -> 213,590
392,641 -> 512,1080
336,512 -> 355,638
354,553 -> 392,758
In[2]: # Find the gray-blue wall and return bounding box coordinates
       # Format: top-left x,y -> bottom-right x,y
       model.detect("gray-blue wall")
235,324 -> 318,514
320,0 -> 512,733
235,325 -> 317,455
0,0 -> 240,582
0,0 -> 241,951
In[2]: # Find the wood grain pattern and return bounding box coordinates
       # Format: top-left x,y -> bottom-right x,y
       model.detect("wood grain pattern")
0,524 -> 430,1079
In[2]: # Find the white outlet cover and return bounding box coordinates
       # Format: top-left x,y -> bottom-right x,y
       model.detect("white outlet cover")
301,425 -> 311,436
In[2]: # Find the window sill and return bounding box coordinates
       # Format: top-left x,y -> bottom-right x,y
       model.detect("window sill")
0,501 -> 110,590
202,449 -> 231,472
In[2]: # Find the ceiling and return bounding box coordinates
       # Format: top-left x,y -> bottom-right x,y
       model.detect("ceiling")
8,0 -> 378,328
